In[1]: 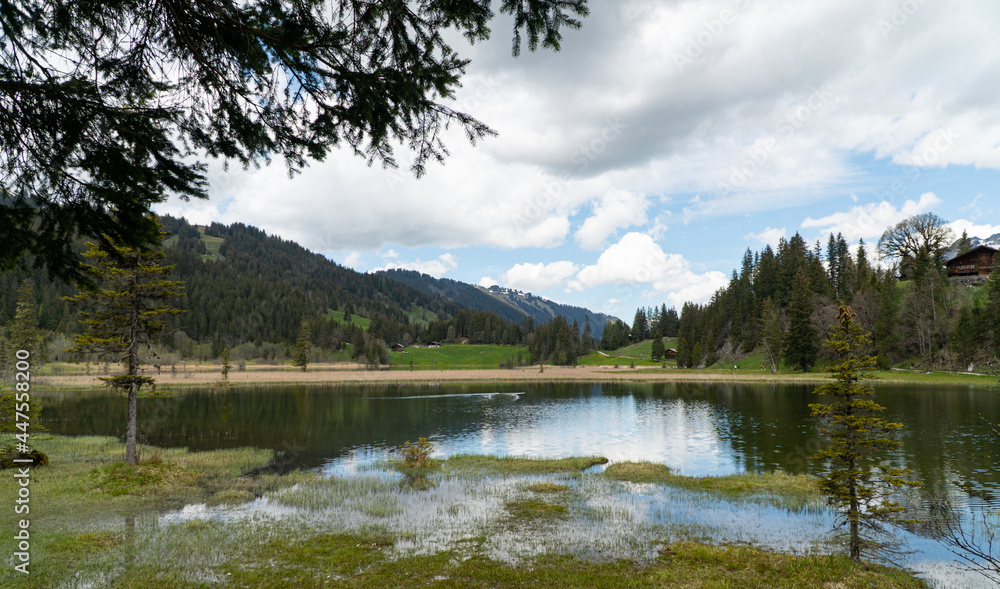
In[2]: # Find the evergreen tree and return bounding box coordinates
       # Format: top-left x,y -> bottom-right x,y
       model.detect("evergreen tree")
632,308 -> 648,342
810,306 -> 918,561
220,348 -> 232,383
956,229 -> 974,255
65,238 -> 184,465
986,267 -> 1000,353
759,298 -> 784,373
872,274 -> 900,368
2,0 -> 589,282
292,317 -> 312,371
784,266 -> 818,371
651,336 -> 664,362
950,303 -> 980,370
10,280 -> 42,363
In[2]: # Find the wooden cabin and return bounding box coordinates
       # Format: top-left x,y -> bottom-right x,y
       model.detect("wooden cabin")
390,343 -> 406,353
946,245 -> 997,278
664,348 -> 678,360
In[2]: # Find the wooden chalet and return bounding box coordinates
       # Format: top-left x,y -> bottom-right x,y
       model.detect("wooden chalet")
390,343 -> 406,353
664,348 -> 678,360
946,245 -> 997,278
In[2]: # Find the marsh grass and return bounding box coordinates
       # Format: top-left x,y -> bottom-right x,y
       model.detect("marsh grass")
441,454 -> 608,475
220,532 -> 922,589
505,498 -> 568,519
604,461 -> 820,508
526,482 -> 571,493
0,443 -> 925,589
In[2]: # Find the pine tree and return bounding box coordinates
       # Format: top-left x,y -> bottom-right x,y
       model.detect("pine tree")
291,318 -> 312,372
759,297 -> 784,373
651,336 -> 664,362
220,348 -> 232,383
65,238 -> 185,465
810,306 -> 919,561
956,229 -> 974,255
3,0 -> 589,281
10,279 -> 43,363
784,266 -> 818,371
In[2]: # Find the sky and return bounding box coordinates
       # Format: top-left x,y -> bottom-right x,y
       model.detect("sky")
157,0 -> 1000,321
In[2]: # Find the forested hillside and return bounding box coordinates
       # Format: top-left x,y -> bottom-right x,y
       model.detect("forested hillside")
627,216 -> 1000,371
376,269 -> 614,338
0,216 -> 601,367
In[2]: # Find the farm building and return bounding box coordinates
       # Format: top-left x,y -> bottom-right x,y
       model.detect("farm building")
664,348 -> 678,360
946,245 -> 997,279
390,343 -> 406,353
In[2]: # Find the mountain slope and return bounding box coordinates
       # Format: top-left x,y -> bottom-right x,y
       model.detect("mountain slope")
376,269 -> 614,336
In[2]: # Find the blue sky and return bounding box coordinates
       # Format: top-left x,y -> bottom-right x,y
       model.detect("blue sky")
157,0 -> 1000,321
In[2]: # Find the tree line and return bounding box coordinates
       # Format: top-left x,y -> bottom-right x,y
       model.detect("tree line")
0,216 -> 602,368
626,214 -> 1000,371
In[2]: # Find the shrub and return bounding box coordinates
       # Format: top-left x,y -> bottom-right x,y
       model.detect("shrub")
400,438 -> 434,468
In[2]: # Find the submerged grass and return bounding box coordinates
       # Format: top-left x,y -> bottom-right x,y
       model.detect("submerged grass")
604,461 -> 821,506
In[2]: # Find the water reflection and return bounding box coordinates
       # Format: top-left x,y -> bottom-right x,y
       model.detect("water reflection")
40,381 -> 1000,499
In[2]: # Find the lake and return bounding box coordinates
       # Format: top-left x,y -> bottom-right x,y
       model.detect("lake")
38,380 -> 1000,587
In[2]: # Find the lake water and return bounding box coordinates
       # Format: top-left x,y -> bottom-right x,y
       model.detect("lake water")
39,380 -> 1000,587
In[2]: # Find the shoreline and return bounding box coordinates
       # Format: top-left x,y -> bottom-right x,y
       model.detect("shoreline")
34,362 -> 998,389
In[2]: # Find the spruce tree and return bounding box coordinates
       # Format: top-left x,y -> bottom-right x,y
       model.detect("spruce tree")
220,348 -> 232,383
291,318 -> 312,372
784,266 -> 818,371
811,306 -> 918,561
651,336 -> 664,362
2,0 -> 589,281
65,237 -> 184,465
759,298 -> 784,373
10,279 -> 42,363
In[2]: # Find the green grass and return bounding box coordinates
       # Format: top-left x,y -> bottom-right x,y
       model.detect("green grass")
526,482 -> 570,493
577,339 -> 679,366
325,309 -> 371,329
0,445 -> 926,588
388,344 -> 529,368
505,498 -> 568,519
432,454 -> 608,475
603,461 -> 820,507
577,352 -> 667,367
404,303 -> 438,327
196,226 -> 225,260
219,533 -> 922,589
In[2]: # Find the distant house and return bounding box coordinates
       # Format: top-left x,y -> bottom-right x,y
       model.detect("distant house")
664,348 -> 678,360
427,341 -> 441,348
390,343 -> 406,353
946,245 -> 997,279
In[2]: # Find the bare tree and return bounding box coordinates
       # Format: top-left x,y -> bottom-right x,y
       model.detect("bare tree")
877,213 -> 953,278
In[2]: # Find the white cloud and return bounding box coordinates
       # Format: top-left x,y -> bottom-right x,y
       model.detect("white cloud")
743,227 -> 787,248
478,276 -> 499,288
342,251 -> 363,269
502,261 -> 579,292
373,252 -> 458,278
574,190 -> 649,250
948,219 -> 1000,241
569,232 -> 728,307
800,192 -> 943,241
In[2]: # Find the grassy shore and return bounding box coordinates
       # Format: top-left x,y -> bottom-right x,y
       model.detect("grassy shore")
0,436 -> 926,588
33,359 -> 998,390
